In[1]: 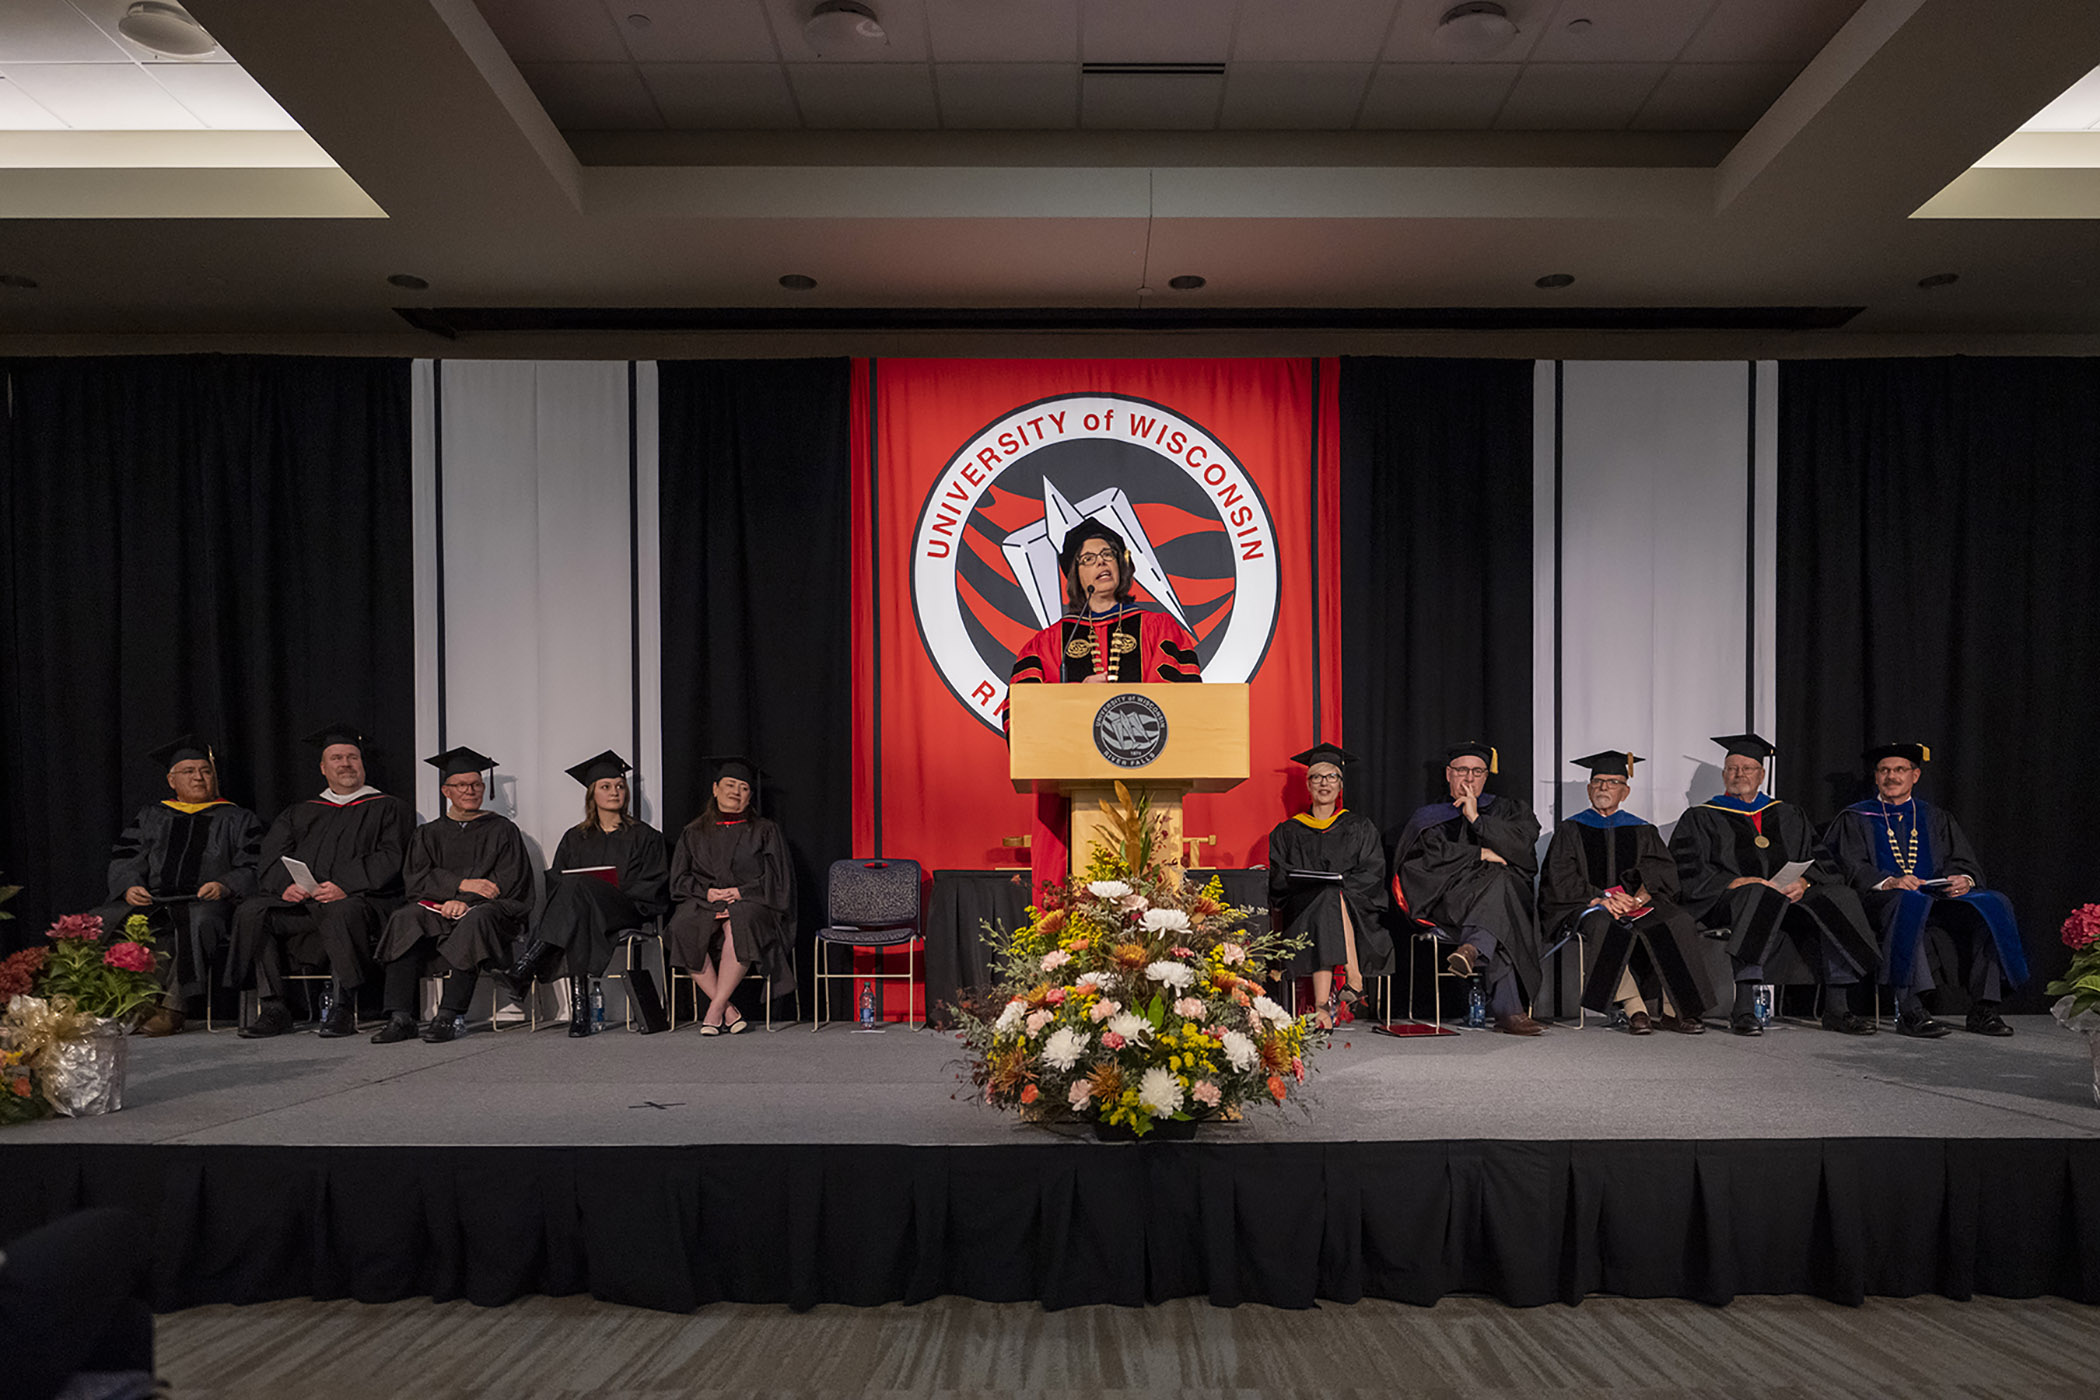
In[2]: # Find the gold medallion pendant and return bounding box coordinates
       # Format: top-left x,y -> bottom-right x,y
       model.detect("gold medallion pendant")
1064,634 -> 1094,659
1753,835 -> 1770,849
1109,630 -> 1138,656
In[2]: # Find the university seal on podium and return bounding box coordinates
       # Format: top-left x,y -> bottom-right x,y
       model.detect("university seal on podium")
1092,693 -> 1168,767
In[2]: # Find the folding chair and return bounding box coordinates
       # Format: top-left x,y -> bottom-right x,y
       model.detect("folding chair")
812,858 -> 925,1032
1375,874 -> 1467,1037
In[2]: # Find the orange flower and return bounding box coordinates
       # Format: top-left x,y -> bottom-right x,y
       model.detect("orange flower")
1019,1083 -> 1040,1105
1259,1037 -> 1291,1072
1111,942 -> 1150,971
1267,1074 -> 1288,1102
1090,1061 -> 1126,1103
1039,909 -> 1067,937
1190,896 -> 1222,918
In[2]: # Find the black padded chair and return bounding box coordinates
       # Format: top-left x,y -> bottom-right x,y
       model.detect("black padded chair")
811,858 -> 925,1032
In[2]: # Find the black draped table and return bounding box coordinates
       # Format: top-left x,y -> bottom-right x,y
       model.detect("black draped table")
924,867 -> 1270,1027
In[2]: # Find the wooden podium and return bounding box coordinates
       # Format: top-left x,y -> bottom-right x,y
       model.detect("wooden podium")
1007,684 -> 1250,882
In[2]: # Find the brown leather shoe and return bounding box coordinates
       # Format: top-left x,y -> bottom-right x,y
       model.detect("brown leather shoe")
1656,1012 -> 1706,1035
1493,1012 -> 1545,1036
1445,942 -> 1480,977
140,1006 -> 185,1037
1626,1010 -> 1653,1035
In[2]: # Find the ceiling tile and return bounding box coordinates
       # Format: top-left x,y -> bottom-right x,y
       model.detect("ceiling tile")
768,0 -> 930,62
516,62 -> 664,129
609,0 -> 781,62
641,62 -> 800,127
1529,0 -> 1720,63
0,77 -> 67,129
926,0 -> 1079,62
1630,61 -> 1796,131
1220,63 -> 1373,130
147,63 -> 300,130
1081,71 -> 1223,129
474,0 -> 632,62
787,62 -> 940,127
936,63 -> 1077,128
1680,0 -> 1865,64
1382,0 -> 1550,62
0,0 -> 130,62
1494,62 -> 1665,129
1081,0 -> 1237,64
1356,62 -> 1518,128
0,62 -> 203,128
1230,1 -> 1399,63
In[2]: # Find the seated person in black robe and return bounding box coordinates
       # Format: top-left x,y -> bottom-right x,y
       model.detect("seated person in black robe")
230,722 -> 412,1039
1267,742 -> 1391,1030
370,747 -> 533,1045
1819,743 -> 2025,1039
1539,750 -> 1718,1036
665,758 -> 794,1033
1668,734 -> 1880,1038
1390,741 -> 1545,1037
88,734 -> 262,1035
501,749 -> 671,1038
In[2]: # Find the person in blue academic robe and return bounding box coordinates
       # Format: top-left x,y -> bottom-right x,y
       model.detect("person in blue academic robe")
1819,743 -> 2024,1038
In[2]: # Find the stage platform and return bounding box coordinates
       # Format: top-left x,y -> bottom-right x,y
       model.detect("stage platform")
3,1014 -> 2096,1314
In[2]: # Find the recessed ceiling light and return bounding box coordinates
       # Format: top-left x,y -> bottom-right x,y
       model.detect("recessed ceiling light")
779,274 -> 818,291
0,273 -> 39,291
1917,272 -> 1960,289
1167,275 -> 1206,291
1535,272 -> 1575,289
117,3 -> 218,58
1433,3 -> 1518,60
805,1 -> 887,58
387,273 -> 430,291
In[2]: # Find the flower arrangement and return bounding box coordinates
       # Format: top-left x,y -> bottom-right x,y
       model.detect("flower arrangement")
0,1042 -> 47,1125
959,783 -> 1316,1138
33,913 -> 164,1023
2046,903 -> 2100,1022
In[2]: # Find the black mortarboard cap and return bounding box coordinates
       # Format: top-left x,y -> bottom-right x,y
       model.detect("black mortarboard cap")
424,745 -> 497,780
1445,741 -> 1498,774
302,722 -> 367,751
148,734 -> 213,769
1865,742 -> 1930,768
1571,750 -> 1639,777
1711,733 -> 1775,761
565,750 -> 632,787
1058,518 -> 1129,573
1290,742 -> 1358,770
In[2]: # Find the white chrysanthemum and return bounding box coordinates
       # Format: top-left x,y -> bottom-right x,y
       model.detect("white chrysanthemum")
1141,907 -> 1191,933
1137,1066 -> 1184,1116
1144,959 -> 1194,989
1088,880 -> 1132,899
1251,995 -> 1292,1025
1042,1025 -> 1085,1071
1106,1011 -> 1149,1044
1075,970 -> 1110,990
993,999 -> 1026,1034
1221,1029 -> 1258,1072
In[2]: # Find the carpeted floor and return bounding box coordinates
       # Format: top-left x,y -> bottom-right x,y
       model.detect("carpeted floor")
5,1012 -> 2092,1147
154,1290 -> 2100,1399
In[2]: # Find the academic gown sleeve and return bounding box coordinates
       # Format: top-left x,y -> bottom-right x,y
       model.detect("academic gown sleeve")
669,826 -> 710,903
1669,808 -> 1738,912
222,806 -> 265,899
1395,819 -> 1483,918
1474,797 -> 1541,878
404,824 -> 458,903
331,799 -> 412,896
746,820 -> 794,917
620,825 -> 672,917
105,805 -> 161,899
256,807 -> 299,899
1141,611 -> 1201,681
1822,811 -> 1887,894
1339,817 -> 1387,918
1633,822 -> 1681,905
1536,825 -> 1595,934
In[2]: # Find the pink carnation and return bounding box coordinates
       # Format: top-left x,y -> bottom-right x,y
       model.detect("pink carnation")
1025,1009 -> 1054,1035
47,913 -> 104,942
103,941 -> 155,974
1040,949 -> 1072,971
1216,942 -> 1246,965
1068,1080 -> 1093,1110
1192,1080 -> 1221,1108
1088,998 -> 1121,1023
1119,892 -> 1149,914
1044,986 -> 1067,1005
1172,997 -> 1206,1020
1171,945 -> 1194,958
1101,1031 -> 1126,1050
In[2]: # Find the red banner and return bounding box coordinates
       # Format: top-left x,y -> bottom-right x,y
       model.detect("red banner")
851,357 -> 1341,878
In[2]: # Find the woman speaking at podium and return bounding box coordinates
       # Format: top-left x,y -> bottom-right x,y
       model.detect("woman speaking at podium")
1003,519 -> 1201,896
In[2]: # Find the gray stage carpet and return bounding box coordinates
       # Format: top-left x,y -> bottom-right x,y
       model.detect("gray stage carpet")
9,1012 -> 2095,1148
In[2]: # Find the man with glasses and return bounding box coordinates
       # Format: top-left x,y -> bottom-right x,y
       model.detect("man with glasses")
1819,744 -> 2024,1038
1539,751 -> 1718,1035
1669,734 -> 1880,1037
1391,742 -> 1546,1036
1268,742 -> 1390,1029
370,747 -> 532,1045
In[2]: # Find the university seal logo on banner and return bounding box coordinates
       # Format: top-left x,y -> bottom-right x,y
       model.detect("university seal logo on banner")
1092,693 -> 1168,767
910,393 -> 1281,731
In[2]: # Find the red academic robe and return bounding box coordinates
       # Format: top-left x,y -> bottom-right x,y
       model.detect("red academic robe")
1000,603 -> 1201,897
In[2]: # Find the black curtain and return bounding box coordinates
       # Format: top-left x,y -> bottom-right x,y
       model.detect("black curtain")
657,360 -> 853,997
0,356 -> 415,943
1338,358 -> 1536,830
1779,358 -> 2100,1008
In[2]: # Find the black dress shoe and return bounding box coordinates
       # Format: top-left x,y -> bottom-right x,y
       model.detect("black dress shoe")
1897,1012 -> 1954,1039
315,1002 -> 358,1039
1966,1009 -> 2015,1037
238,1002 -> 294,1039
1729,1013 -> 1763,1037
1657,1012 -> 1706,1035
1820,1009 -> 1877,1036
1627,1010 -> 1654,1035
420,1014 -> 458,1044
370,1012 -> 419,1045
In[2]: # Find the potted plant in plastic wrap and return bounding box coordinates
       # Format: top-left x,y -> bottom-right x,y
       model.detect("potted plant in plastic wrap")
0,911 -> 162,1119
959,784 -> 1316,1140
2048,903 -> 2100,1107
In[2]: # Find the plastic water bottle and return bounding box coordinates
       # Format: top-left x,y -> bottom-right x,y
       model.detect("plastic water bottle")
452,1010 -> 469,1036
1753,983 -> 1775,1029
1465,974 -> 1488,1029
859,979 -> 878,1030
590,980 -> 605,1034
